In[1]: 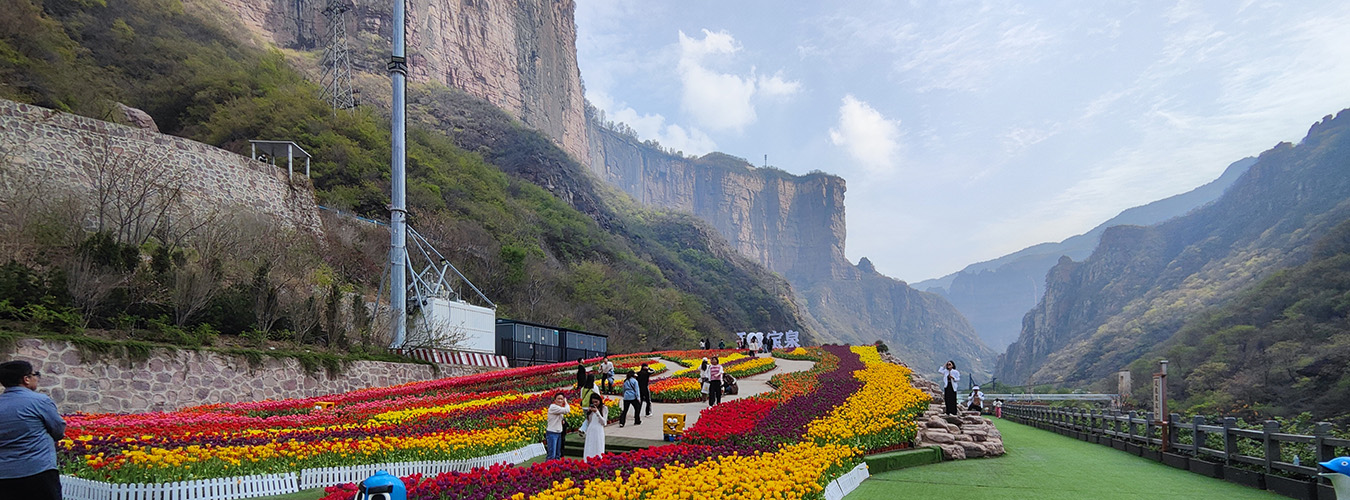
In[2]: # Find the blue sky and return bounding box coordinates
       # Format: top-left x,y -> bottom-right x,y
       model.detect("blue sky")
575,0 -> 1350,282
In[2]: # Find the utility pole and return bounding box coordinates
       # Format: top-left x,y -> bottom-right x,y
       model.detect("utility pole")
387,0 -> 408,347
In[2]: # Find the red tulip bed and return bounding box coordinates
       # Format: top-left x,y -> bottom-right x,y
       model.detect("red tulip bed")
315,344 -> 928,500
57,358 -> 631,484
54,345 -> 927,500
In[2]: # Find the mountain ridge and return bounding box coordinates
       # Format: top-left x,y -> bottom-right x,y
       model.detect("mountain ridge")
997,110 -> 1350,395
917,156 -> 1255,350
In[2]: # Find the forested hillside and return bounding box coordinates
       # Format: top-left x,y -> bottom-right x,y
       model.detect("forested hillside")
997,110 -> 1350,422
0,0 -> 812,353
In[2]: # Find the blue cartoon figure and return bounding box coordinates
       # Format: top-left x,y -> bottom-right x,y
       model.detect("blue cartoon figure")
1321,456 -> 1350,500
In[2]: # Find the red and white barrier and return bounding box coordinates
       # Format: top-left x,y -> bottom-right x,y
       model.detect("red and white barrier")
392,348 -> 509,368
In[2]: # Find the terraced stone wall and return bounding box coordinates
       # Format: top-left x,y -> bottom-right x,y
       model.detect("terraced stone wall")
5,338 -> 496,414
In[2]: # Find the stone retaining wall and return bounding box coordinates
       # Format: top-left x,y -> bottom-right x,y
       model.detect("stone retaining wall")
4,338 -> 496,414
0,98 -> 322,234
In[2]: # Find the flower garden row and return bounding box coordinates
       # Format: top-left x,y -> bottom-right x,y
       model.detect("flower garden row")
55,344 -> 927,500
58,354 -> 671,483
320,345 -> 927,500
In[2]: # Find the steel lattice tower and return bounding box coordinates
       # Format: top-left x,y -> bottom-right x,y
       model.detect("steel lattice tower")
320,0 -> 356,111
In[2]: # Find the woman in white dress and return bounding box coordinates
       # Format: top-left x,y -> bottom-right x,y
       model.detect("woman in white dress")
582,393 -> 608,460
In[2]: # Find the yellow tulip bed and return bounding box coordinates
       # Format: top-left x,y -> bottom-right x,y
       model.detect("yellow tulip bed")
57,344 -> 927,499
805,347 -> 927,451
523,442 -> 859,500
326,344 -> 928,500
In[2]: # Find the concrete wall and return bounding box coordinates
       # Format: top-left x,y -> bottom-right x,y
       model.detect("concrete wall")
5,338 -> 496,414
0,98 -> 322,233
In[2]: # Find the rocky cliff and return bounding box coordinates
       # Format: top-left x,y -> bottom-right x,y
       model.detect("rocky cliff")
209,0 -> 588,163
798,259 -> 995,380
998,109 -> 1350,386
587,123 -> 851,284
587,121 -> 995,379
918,157 -> 1254,351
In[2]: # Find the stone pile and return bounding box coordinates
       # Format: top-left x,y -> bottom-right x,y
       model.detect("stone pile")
916,406 -> 1006,460
878,351 -> 1004,460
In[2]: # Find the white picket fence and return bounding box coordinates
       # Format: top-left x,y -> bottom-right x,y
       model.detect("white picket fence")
823,463 -> 871,500
296,443 -> 546,489
61,443 -> 545,500
61,473 -> 298,500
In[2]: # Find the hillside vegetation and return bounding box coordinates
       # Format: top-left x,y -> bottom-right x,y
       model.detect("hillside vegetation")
0,0 -> 811,353
997,110 -> 1350,423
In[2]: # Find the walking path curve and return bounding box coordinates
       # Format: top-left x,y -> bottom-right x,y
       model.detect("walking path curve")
601,356 -> 816,441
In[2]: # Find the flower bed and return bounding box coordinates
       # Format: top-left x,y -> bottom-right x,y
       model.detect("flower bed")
59,355 -> 622,485
774,346 -> 824,361
327,344 -> 925,500
724,356 -> 776,377
59,345 -> 924,499
647,377 -> 704,403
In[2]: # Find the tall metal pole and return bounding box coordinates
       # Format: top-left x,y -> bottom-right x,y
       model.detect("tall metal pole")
388,0 -> 408,348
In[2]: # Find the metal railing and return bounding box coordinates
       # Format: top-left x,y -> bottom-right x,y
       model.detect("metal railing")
973,393 -> 1117,402
1004,404 -> 1350,479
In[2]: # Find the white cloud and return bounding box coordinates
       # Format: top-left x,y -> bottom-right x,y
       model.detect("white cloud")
757,71 -> 801,98
828,95 -> 903,175
676,29 -> 801,132
1001,125 -> 1059,155
590,91 -> 717,156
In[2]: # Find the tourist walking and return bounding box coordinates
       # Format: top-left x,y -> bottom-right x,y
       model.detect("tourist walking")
619,372 -> 641,427
545,394 -> 569,460
582,393 -> 607,460
0,360 -> 66,500
636,363 -> 654,417
580,366 -> 598,404
718,339 -> 725,349
939,360 -> 960,415
707,357 -> 725,406
599,357 -> 615,392
575,358 -> 587,394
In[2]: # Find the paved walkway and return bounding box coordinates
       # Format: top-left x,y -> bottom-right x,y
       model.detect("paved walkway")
600,356 -> 816,441
847,419 -> 1283,500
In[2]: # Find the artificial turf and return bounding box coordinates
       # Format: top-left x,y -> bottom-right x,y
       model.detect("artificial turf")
846,418 -> 1284,500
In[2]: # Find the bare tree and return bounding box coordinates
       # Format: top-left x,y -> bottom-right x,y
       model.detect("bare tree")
170,260 -> 219,326
65,255 -> 130,327
284,290 -> 322,345
401,312 -> 469,350
83,137 -> 188,245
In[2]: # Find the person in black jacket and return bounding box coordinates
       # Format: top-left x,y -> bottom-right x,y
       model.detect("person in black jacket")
636,363 -> 654,417
575,358 -> 587,397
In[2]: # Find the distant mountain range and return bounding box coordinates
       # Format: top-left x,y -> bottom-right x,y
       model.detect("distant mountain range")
916,157 -> 1255,350
996,109 -> 1350,423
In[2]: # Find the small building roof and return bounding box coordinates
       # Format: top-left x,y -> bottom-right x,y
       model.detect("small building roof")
496,318 -> 608,338
248,140 -> 312,159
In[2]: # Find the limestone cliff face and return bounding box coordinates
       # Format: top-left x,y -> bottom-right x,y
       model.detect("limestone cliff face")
997,109 -> 1350,386
209,0 -> 588,163
587,123 -> 850,284
587,121 -> 996,378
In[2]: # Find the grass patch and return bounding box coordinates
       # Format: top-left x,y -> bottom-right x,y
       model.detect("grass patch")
847,419 -> 1283,500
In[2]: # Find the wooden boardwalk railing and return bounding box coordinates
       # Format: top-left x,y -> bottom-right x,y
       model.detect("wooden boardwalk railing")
1003,404 -> 1349,500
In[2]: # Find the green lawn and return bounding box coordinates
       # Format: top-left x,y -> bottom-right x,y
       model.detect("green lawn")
847,419 -> 1284,500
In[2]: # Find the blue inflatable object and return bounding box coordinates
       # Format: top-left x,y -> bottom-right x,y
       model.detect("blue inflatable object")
356,470 -> 407,500
1321,456 -> 1350,500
